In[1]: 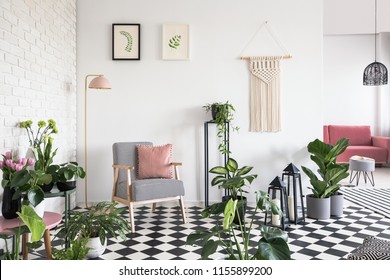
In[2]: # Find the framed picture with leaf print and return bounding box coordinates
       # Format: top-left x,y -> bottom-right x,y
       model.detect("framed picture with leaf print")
162,24 -> 190,60
112,23 -> 140,60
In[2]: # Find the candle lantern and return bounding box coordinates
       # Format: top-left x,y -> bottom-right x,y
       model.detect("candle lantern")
282,163 -> 305,225
264,176 -> 290,230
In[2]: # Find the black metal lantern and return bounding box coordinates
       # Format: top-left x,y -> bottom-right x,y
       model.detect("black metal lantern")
282,163 -> 305,225
363,0 -> 388,86
264,176 -> 290,230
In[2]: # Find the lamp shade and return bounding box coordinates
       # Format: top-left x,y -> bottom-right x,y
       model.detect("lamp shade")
363,62 -> 388,86
88,75 -> 111,89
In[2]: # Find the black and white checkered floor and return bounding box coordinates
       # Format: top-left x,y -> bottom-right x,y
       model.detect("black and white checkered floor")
29,203 -> 390,260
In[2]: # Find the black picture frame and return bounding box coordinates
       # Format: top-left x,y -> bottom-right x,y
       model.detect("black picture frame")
112,23 -> 141,60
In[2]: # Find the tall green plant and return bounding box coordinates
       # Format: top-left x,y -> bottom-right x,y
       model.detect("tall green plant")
301,138 -> 349,198
187,158 -> 290,260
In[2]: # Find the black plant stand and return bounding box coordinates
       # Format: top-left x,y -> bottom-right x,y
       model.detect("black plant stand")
204,121 -> 229,208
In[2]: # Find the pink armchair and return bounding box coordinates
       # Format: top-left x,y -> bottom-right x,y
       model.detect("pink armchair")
323,125 -> 390,164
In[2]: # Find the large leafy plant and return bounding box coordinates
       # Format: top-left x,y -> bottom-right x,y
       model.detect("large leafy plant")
10,169 -> 50,207
210,158 -> 257,200
187,158 -> 290,260
55,201 -> 130,247
0,205 -> 45,260
47,161 -> 86,183
301,138 -> 349,198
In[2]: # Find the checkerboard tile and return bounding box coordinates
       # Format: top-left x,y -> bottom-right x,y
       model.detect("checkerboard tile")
28,204 -> 390,260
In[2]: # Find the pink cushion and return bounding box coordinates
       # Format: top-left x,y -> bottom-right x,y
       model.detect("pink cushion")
137,144 -> 172,179
328,125 -> 372,146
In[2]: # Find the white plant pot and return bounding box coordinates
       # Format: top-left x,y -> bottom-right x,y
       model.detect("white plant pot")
86,237 -> 107,259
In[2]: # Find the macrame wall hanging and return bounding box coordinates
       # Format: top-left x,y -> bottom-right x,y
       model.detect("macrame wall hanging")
240,21 -> 291,132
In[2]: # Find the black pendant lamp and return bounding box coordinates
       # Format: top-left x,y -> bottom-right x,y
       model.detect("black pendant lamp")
363,0 -> 388,86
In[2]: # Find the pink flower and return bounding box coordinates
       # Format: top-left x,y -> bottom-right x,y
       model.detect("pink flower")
5,151 -> 11,159
5,159 -> 13,167
20,158 -> 27,165
0,161 -> 3,169
15,164 -> 23,171
27,158 -> 35,166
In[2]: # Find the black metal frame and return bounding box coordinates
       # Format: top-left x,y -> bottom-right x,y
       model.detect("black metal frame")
282,170 -> 305,225
112,23 -> 141,60
204,121 -> 229,208
264,185 -> 290,230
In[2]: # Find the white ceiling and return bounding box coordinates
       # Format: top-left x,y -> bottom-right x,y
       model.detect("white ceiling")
324,0 -> 390,35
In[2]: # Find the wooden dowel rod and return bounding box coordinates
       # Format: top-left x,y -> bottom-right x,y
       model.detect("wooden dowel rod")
240,55 -> 292,60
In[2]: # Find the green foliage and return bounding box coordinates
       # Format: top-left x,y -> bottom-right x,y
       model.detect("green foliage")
47,162 -> 85,183
10,169 -> 48,207
55,201 -> 131,247
0,205 -> 45,260
187,159 -> 290,260
169,35 -> 181,49
203,101 -> 239,155
52,237 -> 91,260
34,135 -> 58,173
301,138 -> 349,198
210,158 -> 257,200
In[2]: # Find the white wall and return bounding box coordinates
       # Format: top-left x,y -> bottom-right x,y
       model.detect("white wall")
324,0 -> 390,35
323,0 -> 390,136
77,0 -> 323,204
0,0 -> 77,212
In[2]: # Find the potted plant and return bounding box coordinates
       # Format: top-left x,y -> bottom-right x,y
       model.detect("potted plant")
209,157 -> 256,224
48,162 -> 86,191
187,160 -> 290,260
203,101 -> 239,155
301,138 -> 349,219
10,168 -> 51,217
54,201 -> 131,259
1,151 -> 48,218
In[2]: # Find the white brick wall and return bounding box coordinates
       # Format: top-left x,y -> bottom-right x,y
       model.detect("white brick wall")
0,0 -> 77,215
0,0 -> 76,162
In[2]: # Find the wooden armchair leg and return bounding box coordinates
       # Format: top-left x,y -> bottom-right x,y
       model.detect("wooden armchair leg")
179,196 -> 187,224
152,203 -> 157,212
129,202 -> 135,233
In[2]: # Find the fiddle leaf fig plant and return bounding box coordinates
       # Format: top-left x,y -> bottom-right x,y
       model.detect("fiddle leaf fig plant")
301,138 -> 349,198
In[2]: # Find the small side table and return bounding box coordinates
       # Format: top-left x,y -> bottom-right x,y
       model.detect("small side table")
0,211 -> 62,259
349,156 -> 375,186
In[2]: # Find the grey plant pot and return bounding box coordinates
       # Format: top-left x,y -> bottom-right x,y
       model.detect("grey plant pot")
306,195 -> 330,220
330,193 -> 344,217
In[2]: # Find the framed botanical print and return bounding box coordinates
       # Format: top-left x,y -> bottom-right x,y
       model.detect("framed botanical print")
112,23 -> 140,60
162,24 -> 190,60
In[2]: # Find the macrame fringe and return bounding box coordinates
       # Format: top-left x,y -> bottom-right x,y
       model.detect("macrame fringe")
249,56 -> 281,132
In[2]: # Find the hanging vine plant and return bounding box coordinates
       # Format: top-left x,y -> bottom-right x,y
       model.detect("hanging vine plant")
203,101 -> 239,155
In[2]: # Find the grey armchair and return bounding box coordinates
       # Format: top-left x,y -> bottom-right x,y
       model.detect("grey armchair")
112,142 -> 187,232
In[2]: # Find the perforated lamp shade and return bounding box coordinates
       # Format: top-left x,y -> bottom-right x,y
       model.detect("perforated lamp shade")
363,62 -> 388,86
88,75 -> 111,89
